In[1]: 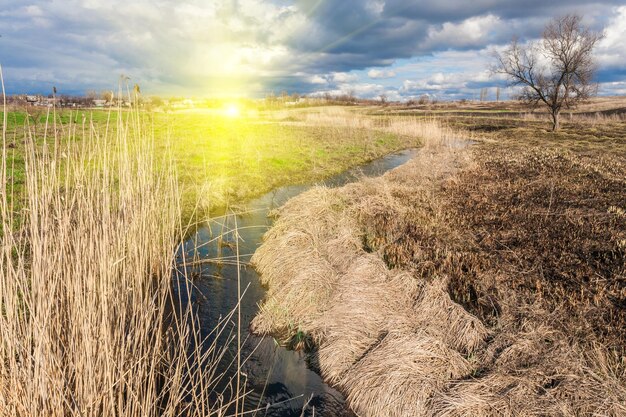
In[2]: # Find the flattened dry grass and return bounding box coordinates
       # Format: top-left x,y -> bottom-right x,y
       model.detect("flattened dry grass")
250,116 -> 626,416
341,333 -> 472,417
251,121 -> 489,416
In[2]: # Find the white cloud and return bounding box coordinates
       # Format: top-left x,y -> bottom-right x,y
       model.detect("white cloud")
368,69 -> 397,79
331,72 -> 359,83
308,72 -> 359,86
422,14 -> 503,49
310,82 -> 387,99
0,0 -> 310,95
399,59 -> 500,100
599,81 -> 626,95
365,0 -> 385,16
0,0 -> 623,98
310,75 -> 328,84
596,6 -> 626,68
23,5 -> 44,17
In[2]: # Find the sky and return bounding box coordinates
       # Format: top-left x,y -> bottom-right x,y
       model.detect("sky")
0,0 -> 625,100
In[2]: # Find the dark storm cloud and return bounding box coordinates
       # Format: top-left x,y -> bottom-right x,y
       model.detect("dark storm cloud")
284,0 -> 620,74
381,0 -> 621,22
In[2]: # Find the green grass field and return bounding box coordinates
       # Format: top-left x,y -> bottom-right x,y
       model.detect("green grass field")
2,106 -> 417,222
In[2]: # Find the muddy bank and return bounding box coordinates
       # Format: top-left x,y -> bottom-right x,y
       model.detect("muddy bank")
251,140 -> 626,416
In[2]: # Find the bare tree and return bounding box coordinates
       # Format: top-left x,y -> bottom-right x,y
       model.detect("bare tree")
85,89 -> 98,99
150,96 -> 163,108
265,91 -> 277,108
493,14 -> 602,130
346,89 -> 356,103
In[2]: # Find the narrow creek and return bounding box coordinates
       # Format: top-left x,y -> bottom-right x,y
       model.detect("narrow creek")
174,148 -> 419,416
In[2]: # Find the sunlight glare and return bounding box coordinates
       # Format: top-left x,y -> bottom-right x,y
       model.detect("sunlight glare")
224,103 -> 241,118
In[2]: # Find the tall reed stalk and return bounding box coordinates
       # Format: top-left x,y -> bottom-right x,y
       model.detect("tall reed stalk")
0,74 -> 239,416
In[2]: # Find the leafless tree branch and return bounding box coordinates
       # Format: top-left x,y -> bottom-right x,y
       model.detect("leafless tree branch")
492,14 -> 603,130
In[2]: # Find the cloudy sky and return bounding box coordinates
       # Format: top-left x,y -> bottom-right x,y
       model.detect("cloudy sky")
1,0 -> 625,100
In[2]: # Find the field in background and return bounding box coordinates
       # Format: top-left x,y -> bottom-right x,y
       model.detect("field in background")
372,96 -> 626,154
6,94 -> 624,216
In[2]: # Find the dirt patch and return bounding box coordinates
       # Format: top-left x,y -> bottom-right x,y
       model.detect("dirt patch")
251,138 -> 626,416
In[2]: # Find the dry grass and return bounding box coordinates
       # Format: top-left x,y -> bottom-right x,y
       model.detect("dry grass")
250,116 -> 626,416
251,120 -> 489,416
444,147 -> 626,350
341,333 -> 472,417
302,106 -> 375,130
0,87 -> 241,416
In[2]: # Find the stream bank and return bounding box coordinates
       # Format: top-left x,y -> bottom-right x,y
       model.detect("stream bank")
251,142 -> 476,417
250,138 -> 626,416
174,148 -> 419,416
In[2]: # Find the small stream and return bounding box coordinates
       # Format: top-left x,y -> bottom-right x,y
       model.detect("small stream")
174,148 -> 419,416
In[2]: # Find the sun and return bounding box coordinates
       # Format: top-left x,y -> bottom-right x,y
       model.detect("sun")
223,103 -> 241,118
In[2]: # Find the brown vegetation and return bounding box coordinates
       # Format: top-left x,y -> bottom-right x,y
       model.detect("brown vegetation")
251,117 -> 626,416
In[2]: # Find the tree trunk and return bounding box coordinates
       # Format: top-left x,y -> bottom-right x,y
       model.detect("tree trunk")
551,110 -> 561,131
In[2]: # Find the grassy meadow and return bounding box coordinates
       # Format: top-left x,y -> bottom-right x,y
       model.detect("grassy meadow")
2,105 -> 415,222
